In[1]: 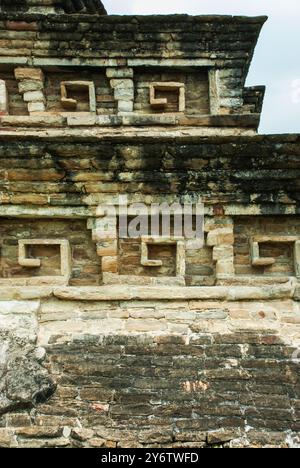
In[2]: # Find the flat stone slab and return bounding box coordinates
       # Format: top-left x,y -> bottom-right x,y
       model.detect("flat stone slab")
51,283 -> 296,301
0,282 -> 296,301
0,287 -> 54,300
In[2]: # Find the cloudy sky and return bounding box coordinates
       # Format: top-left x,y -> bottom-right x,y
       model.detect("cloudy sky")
105,0 -> 300,134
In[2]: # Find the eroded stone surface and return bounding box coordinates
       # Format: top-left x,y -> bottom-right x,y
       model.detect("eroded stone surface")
0,332 -> 56,415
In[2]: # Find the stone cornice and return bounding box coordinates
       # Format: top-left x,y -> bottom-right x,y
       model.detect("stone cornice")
0,282 -> 297,301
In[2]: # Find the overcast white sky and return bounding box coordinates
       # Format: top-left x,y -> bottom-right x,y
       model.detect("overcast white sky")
105,0 -> 300,134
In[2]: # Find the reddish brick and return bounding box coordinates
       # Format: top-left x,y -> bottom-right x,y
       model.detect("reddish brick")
6,21 -> 39,31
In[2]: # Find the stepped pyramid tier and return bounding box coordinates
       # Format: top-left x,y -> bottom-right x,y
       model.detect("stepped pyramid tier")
0,0 -> 107,14
0,0 -> 299,451
0,9 -> 267,131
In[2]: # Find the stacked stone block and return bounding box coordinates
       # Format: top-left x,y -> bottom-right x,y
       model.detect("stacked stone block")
14,68 -> 46,115
208,222 -> 235,279
107,68 -> 134,114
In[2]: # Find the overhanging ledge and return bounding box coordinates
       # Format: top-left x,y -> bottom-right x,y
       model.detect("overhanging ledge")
0,283 -> 297,301
53,283 -> 298,301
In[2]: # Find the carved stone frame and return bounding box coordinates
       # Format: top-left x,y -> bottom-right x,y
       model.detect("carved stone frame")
141,236 -> 186,278
149,82 -> 185,112
14,239 -> 72,285
251,236 -> 300,278
60,81 -> 96,113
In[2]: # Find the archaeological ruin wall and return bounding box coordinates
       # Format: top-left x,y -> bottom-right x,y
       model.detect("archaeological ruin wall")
0,1 -> 299,448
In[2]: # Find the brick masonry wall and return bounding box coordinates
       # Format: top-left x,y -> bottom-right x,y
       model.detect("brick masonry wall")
0,295 -> 299,448
0,7 -> 298,450
0,14 -> 265,66
0,135 -> 300,209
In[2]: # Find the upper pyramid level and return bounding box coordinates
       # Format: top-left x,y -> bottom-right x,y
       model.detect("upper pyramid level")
0,1 -> 267,135
0,0 -> 107,15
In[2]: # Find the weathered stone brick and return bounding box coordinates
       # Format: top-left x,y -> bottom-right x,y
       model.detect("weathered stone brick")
23,90 -> 45,103
207,228 -> 234,246
14,68 -> 44,82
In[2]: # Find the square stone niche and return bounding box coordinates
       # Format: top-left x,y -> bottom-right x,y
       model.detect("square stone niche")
141,236 -> 186,279
149,82 -> 185,112
60,81 -> 96,112
250,236 -> 300,278
17,239 -> 72,285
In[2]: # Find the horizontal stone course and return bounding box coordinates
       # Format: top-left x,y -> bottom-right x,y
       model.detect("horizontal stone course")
0,136 -> 299,211
0,282 -> 298,301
